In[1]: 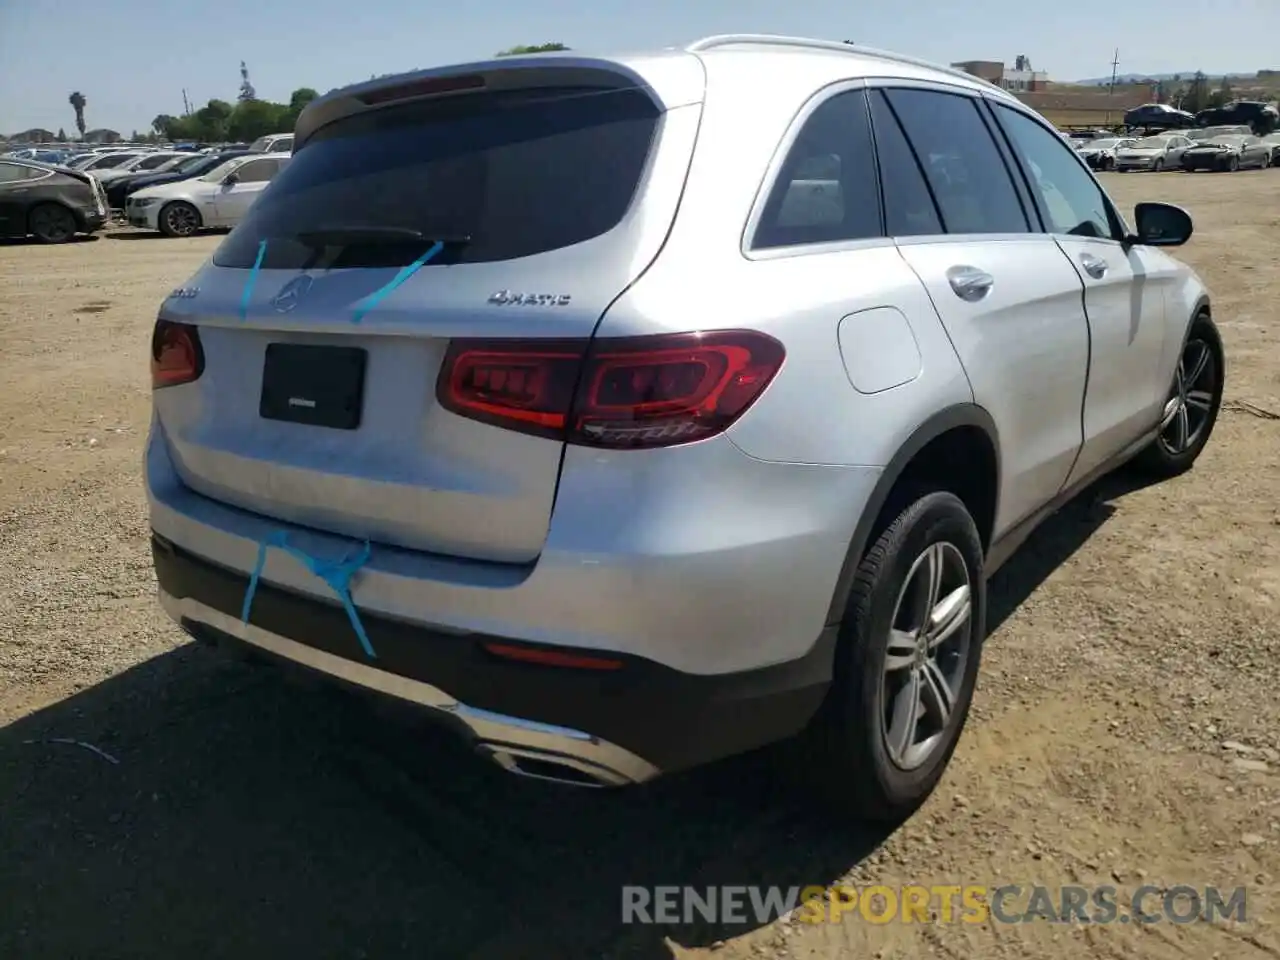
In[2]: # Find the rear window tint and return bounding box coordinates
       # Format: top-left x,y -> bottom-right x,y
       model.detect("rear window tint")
215,85 -> 661,269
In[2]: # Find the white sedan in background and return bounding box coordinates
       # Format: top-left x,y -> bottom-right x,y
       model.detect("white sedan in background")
126,153 -> 291,237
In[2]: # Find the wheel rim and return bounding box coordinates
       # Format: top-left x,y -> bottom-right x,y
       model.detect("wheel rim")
166,204 -> 197,236
33,207 -> 72,241
881,542 -> 973,771
1159,338 -> 1217,455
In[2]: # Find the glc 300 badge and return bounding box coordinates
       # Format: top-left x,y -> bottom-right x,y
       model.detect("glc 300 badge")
488,290 -> 572,306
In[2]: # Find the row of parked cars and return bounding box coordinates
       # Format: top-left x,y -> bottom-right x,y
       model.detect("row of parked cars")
0,134 -> 294,242
1121,99 -> 1279,134
1069,126 -> 1280,172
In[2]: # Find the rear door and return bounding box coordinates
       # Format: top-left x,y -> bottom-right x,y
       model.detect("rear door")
871,85 -> 1090,538
153,66 -> 702,563
988,100 -> 1171,484
0,162 -> 31,234
209,157 -> 283,224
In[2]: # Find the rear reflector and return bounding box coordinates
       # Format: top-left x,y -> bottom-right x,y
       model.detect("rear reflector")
482,642 -> 624,671
150,319 -> 204,388
437,330 -> 784,449
357,73 -> 487,106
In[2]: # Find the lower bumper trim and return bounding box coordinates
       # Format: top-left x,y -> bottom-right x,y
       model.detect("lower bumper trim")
161,589 -> 660,786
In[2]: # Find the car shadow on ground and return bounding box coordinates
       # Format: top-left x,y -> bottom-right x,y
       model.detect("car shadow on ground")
0,235 -> 100,247
0,466 -> 1159,960
107,230 -> 229,241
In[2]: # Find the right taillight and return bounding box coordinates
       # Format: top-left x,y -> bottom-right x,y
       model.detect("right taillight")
150,319 -> 204,388
437,330 -> 784,449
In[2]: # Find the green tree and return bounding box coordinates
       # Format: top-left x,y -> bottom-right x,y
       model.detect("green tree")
68,91 -> 87,137
56,127 -> 67,140
152,114 -> 177,137
283,87 -> 319,129
1208,77 -> 1234,109
1183,71 -> 1210,114
194,98 -> 234,140
228,98 -> 287,141
495,42 -> 569,56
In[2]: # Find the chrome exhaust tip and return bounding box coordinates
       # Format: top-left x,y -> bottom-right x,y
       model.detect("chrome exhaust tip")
478,744 -> 632,788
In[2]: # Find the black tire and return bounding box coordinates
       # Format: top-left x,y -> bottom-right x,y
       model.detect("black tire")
1133,312 -> 1224,479
1153,158 -> 1164,172
804,490 -> 986,822
158,201 -> 201,238
28,203 -> 77,244
1227,155 -> 1239,172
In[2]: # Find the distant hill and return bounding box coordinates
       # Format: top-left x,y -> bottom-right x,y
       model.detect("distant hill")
1072,72 -> 1260,85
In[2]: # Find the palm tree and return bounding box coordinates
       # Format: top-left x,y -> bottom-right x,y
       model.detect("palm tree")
68,92 -> 87,138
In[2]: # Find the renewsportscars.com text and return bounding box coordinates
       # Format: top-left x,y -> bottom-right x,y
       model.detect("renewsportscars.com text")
621,884 -> 1248,925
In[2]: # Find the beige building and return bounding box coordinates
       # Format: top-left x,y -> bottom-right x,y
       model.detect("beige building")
952,56 -> 1050,92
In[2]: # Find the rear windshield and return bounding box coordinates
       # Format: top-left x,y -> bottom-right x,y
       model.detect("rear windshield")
213,85 -> 661,269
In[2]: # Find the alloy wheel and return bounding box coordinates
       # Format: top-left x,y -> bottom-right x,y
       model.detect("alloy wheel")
31,206 -> 74,243
1159,338 -> 1217,455
882,542 -> 973,771
165,204 -> 198,237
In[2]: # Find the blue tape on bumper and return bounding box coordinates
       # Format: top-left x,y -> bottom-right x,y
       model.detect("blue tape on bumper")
351,240 -> 445,324
241,532 -> 376,659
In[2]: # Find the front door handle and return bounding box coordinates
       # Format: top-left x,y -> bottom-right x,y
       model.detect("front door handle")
946,265 -> 994,302
1080,253 -> 1108,279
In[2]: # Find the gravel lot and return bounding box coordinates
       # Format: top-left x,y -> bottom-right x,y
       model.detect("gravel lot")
1,172 -> 1278,960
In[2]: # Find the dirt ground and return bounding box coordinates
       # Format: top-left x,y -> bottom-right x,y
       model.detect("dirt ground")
1,172 -> 1277,960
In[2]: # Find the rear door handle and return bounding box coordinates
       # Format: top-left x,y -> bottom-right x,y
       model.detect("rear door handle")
946,265 -> 994,302
1079,253 -> 1108,279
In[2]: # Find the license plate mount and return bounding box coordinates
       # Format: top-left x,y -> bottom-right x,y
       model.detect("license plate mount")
259,343 -> 367,430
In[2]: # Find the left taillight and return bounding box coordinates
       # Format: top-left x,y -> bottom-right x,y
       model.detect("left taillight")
150,319 -> 204,388
436,330 -> 785,449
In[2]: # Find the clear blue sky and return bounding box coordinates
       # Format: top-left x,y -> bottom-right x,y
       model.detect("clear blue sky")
2,0 -> 1276,136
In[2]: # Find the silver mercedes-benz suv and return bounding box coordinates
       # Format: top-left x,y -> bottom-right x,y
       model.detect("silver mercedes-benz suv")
147,35 -> 1223,820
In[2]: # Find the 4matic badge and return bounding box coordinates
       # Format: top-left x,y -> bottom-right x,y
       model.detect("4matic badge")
488,290 -> 572,307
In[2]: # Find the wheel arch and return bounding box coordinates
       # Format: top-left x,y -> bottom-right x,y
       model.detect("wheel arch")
824,403 -> 1001,626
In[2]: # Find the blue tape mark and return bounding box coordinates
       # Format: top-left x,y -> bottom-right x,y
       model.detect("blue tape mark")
239,239 -> 268,321
241,531 -> 376,659
351,240 -> 445,324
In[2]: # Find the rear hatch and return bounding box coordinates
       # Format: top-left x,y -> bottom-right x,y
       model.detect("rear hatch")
153,57 -> 704,564
50,164 -> 106,214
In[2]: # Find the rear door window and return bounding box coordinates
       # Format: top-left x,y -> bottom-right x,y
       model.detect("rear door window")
867,91 -> 943,237
215,85 -> 661,269
233,159 -> 278,183
136,154 -> 175,170
883,88 -> 1030,235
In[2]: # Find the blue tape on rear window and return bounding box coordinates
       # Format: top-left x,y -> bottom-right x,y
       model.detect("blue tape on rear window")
350,240 -> 445,323
239,239 -> 268,321
241,532 -> 376,659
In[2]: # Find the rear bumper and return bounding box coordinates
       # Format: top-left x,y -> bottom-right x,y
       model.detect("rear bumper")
78,208 -> 108,234
153,534 -> 836,781
1182,156 -> 1227,171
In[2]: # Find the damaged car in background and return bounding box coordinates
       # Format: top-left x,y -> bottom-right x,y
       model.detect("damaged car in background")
1076,136 -> 1136,170
1181,134 -> 1272,172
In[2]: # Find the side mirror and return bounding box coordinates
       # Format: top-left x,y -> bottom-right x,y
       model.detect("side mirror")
222,172 -> 239,186
1128,201 -> 1193,247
